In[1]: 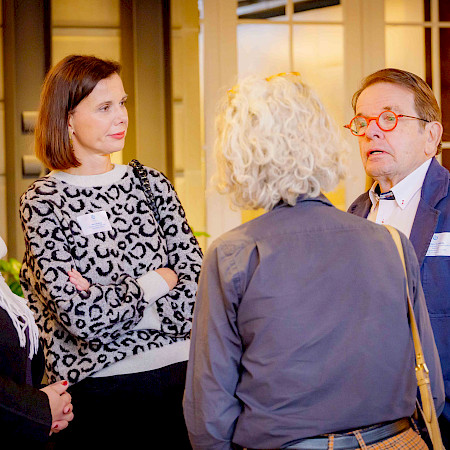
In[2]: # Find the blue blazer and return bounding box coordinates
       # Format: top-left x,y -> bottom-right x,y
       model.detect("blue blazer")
348,157 -> 450,421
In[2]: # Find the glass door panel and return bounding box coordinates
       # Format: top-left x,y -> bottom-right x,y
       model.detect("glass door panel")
293,23 -> 345,209
293,24 -> 344,122
384,0 -> 427,22
238,24 -> 290,78
439,28 -> 450,142
385,26 -> 426,78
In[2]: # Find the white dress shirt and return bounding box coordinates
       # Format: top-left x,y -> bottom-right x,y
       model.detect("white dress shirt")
367,159 -> 432,237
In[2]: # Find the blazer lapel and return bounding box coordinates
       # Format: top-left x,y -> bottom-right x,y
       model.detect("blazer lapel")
409,158 -> 449,267
409,201 -> 440,266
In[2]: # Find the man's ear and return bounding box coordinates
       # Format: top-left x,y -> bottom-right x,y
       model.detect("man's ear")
425,121 -> 443,157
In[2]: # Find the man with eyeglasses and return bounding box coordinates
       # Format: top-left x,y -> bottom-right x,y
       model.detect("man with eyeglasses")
347,68 -> 449,446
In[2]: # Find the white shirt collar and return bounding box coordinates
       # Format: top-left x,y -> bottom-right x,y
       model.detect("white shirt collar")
369,158 -> 432,210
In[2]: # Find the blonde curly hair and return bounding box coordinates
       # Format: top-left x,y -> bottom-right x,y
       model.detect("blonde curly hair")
213,73 -> 347,211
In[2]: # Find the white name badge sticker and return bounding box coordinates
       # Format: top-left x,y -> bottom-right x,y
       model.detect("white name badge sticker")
426,232 -> 450,257
77,211 -> 112,236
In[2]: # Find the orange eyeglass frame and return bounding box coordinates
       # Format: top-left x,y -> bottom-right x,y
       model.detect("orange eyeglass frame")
344,110 -> 429,136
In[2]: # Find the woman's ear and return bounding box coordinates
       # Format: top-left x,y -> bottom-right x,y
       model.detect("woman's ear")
67,114 -> 75,147
67,113 -> 74,133
425,121 -> 443,157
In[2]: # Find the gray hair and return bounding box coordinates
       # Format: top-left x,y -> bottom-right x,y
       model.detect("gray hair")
213,73 -> 347,210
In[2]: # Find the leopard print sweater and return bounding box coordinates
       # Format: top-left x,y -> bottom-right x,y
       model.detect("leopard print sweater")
19,165 -> 202,384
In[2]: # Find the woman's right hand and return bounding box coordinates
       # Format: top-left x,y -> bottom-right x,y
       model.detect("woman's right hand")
40,380 -> 74,434
68,268 -> 90,291
155,267 -> 178,290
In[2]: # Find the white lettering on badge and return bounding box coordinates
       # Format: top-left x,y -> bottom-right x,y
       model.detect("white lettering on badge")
426,232 -> 450,257
76,211 -> 112,236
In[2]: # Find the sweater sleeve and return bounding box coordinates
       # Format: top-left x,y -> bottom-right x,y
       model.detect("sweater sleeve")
19,193 -> 150,344
145,169 -> 203,337
137,270 -> 170,304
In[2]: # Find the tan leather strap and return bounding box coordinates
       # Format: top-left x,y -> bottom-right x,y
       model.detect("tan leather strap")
384,225 -> 444,450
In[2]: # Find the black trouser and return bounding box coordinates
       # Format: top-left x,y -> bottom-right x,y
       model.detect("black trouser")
438,414 -> 449,449
47,361 -> 191,449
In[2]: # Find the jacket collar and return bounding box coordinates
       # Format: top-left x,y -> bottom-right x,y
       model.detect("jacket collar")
348,192 -> 372,218
409,157 -> 449,266
418,157 -> 449,206
274,193 -> 334,210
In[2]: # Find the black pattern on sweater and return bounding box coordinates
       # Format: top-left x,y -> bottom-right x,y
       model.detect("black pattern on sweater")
19,166 -> 202,384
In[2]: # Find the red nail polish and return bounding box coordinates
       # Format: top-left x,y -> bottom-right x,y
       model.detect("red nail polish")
62,380 -> 68,386
54,424 -> 59,429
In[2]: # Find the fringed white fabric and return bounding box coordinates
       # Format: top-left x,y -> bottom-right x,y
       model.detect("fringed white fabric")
0,237 -> 39,359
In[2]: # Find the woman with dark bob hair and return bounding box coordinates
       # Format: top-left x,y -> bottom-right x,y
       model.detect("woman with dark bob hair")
19,54 -> 202,447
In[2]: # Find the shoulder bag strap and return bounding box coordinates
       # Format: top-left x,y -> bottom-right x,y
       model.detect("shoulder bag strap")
384,224 -> 444,450
129,159 -> 161,223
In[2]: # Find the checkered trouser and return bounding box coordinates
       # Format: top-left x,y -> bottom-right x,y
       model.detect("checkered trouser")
325,427 -> 427,449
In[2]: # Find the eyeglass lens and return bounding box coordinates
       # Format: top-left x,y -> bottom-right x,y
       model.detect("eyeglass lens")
351,111 -> 398,135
